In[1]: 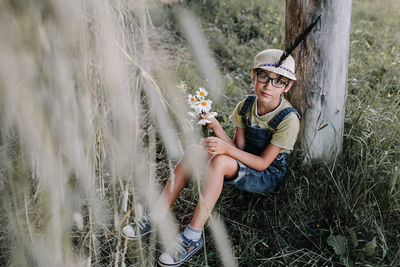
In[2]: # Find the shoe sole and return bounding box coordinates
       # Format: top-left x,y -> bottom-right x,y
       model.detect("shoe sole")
157,241 -> 203,267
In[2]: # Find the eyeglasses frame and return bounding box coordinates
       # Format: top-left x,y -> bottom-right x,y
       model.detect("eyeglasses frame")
255,71 -> 290,88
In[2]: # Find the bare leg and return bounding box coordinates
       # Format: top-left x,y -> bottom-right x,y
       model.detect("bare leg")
123,149 -> 207,238
161,160 -> 190,207
189,154 -> 238,229
160,145 -> 208,208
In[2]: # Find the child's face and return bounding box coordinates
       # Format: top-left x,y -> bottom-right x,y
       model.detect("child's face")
253,69 -> 293,108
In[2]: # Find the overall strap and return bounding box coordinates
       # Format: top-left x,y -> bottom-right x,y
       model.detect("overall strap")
268,107 -> 301,130
239,95 -> 256,117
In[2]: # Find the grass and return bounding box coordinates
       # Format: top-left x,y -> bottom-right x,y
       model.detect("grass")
0,0 -> 399,266
154,0 -> 400,266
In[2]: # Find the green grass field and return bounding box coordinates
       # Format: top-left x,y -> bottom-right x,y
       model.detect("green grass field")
0,0 -> 399,266
159,1 -> 400,266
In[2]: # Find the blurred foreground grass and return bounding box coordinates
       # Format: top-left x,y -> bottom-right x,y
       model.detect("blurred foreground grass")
0,0 -> 399,266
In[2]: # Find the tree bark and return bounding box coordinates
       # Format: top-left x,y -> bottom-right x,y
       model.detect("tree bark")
285,0 -> 352,163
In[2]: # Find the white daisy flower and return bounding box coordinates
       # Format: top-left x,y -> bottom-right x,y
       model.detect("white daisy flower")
195,99 -> 212,113
197,119 -> 211,126
196,87 -> 208,99
187,94 -> 197,108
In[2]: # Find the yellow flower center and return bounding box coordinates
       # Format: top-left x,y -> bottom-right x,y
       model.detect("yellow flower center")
200,92 -> 204,96
191,97 -> 195,102
201,102 -> 207,106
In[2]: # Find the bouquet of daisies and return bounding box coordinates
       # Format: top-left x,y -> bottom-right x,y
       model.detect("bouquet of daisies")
186,87 -> 217,126
177,81 -> 217,137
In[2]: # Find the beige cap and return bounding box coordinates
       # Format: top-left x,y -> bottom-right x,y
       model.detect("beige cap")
253,49 -> 296,80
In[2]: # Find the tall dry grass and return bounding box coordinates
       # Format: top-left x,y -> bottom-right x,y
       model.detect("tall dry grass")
0,0 -> 235,266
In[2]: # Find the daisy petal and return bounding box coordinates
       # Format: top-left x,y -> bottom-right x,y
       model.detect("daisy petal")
197,119 -> 211,126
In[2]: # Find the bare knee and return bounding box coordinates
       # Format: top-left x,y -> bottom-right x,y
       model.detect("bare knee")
209,154 -> 238,177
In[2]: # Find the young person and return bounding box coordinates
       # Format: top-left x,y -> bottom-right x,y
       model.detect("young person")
123,49 -> 300,266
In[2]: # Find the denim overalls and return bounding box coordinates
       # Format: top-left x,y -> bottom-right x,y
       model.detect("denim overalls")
225,95 -> 301,193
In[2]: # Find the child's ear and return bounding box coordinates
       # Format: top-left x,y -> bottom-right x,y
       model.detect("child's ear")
283,81 -> 294,93
251,68 -> 256,82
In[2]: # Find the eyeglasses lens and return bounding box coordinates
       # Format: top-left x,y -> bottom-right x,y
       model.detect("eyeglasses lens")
257,73 -> 285,88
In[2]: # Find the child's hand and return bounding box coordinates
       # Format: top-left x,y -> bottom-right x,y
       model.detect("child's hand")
200,113 -> 221,131
203,137 -> 228,156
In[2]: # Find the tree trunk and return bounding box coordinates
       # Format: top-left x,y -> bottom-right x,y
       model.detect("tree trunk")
285,0 -> 352,163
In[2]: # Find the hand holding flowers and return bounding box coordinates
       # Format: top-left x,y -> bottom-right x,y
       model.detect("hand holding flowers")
199,113 -> 220,132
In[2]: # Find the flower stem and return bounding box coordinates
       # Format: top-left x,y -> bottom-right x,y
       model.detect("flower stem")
201,125 -> 209,137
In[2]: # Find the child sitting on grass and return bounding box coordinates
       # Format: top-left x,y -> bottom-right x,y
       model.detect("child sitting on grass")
123,49 -> 300,266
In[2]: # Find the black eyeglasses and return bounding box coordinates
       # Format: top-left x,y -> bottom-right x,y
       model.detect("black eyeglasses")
256,72 -> 289,88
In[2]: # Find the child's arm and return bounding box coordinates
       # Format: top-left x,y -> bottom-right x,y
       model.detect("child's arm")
204,133 -> 282,172
233,127 -> 245,150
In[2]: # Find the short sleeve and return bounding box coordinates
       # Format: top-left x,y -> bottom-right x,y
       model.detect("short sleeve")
229,98 -> 246,128
270,112 -> 300,151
